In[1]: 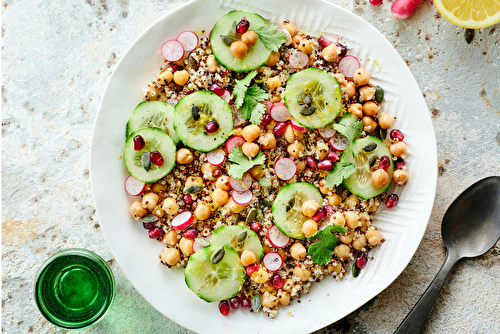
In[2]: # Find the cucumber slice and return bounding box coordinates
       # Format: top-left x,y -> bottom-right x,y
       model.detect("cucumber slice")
126,101 -> 180,144
210,11 -> 272,72
284,67 -> 342,129
184,245 -> 246,302
123,127 -> 176,183
174,91 -> 233,152
272,183 -> 323,239
210,225 -> 264,260
341,136 -> 395,200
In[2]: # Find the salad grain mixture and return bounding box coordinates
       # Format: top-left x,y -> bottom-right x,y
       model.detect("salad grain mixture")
124,11 -> 409,318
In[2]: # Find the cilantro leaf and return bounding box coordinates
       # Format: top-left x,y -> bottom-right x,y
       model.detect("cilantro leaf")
307,224 -> 347,266
324,161 -> 356,188
249,102 -> 266,125
332,113 -> 363,145
240,86 -> 269,124
227,147 -> 266,179
253,24 -> 287,52
233,71 -> 258,109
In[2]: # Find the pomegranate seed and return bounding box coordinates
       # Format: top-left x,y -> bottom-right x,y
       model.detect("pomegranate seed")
150,151 -> 164,166
369,0 -> 383,4
312,208 -> 325,222
390,129 -> 405,142
250,221 -> 262,233
169,64 -> 182,72
246,263 -> 259,276
324,205 -> 334,217
241,297 -> 251,309
183,228 -> 197,239
326,151 -> 339,163
378,155 -> 390,171
271,274 -> 284,289
317,160 -> 334,170
386,193 -> 399,209
306,156 -> 317,170
143,222 -> 155,229
209,83 -> 225,97
356,252 -> 368,269
205,121 -> 219,133
229,297 -> 240,309
148,227 -> 164,239
395,158 -> 405,169
133,135 -> 145,151
218,300 -> 230,316
273,122 -> 287,136
183,194 -> 193,205
236,17 -> 249,34
260,114 -> 272,126
335,42 -> 348,57
318,36 -> 332,48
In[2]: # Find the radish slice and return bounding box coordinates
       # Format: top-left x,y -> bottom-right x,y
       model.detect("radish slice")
318,36 -> 332,48
267,225 -> 289,248
193,237 -> 210,253
161,40 -> 185,62
263,100 -> 273,114
221,89 -> 232,104
166,98 -> 178,106
270,102 -> 292,122
171,211 -> 194,230
290,118 -> 307,132
288,50 -> 309,69
278,26 -> 292,46
225,135 -> 246,154
176,30 -> 199,52
124,175 -> 145,196
318,125 -> 337,139
206,150 -> 225,166
338,55 -> 361,79
232,190 -> 253,205
274,158 -> 297,181
229,173 -> 252,192
329,133 -> 349,151
263,252 -> 283,271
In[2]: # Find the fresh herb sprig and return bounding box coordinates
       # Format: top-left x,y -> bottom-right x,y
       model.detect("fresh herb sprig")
227,146 -> 266,180
307,224 -> 347,266
233,71 -> 269,125
332,113 -> 363,145
253,24 -> 287,52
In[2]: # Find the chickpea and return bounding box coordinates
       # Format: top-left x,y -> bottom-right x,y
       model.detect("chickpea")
319,179 -> 333,195
287,141 -> 305,159
298,39 -> 314,55
283,278 -> 294,292
185,176 -> 203,188
266,51 -> 280,67
345,82 -> 356,99
330,211 -> 346,226
164,230 -> 179,246
230,41 -> 247,59
211,188 -> 229,206
194,202 -> 211,220
157,70 -> 173,85
179,237 -> 194,256
328,194 -> 342,206
240,249 -> 257,266
328,262 -> 343,275
252,269 -> 270,284
302,219 -> 318,237
278,291 -> 291,306
362,101 -> 380,116
321,43 -> 339,62
286,125 -> 303,144
359,86 -> 375,101
242,142 -> 260,158
265,119 -> 277,131
263,245 -> 273,254
345,194 -> 360,209
260,282 -> 275,294
296,160 -> 306,171
344,211 -> 360,229
241,30 -> 258,45
379,113 -> 394,129
293,266 -> 312,281
262,292 -> 278,308
339,229 -> 355,244
353,68 -> 370,86
248,165 -> 264,179
290,242 -> 307,260
393,169 -> 410,185
362,116 -> 378,132
390,141 -> 407,158
129,200 -> 147,218
271,93 -> 281,103
176,148 -> 194,164
359,212 -> 371,229
159,248 -> 180,266
242,124 -> 261,142
365,229 -> 382,246
372,169 -> 389,188
206,55 -> 218,72
349,103 -> 363,118
201,162 -> 218,174
301,199 -> 319,218
334,73 -> 346,86
282,22 -> 297,36
224,197 -> 245,213
334,244 -> 351,260
314,141 -> 330,160
173,70 -> 189,86
277,248 -> 288,262
368,201 -> 379,213
142,193 -> 159,210
151,182 -> 168,193
266,77 -> 282,91
143,85 -> 158,101
215,176 -> 230,191
292,34 -> 303,46
162,198 -> 179,216
352,235 -> 367,251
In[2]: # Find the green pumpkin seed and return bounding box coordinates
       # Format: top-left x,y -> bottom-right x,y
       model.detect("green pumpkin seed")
220,34 -> 234,46
142,151 -> 151,171
236,230 -> 247,245
261,198 -> 271,206
368,155 -> 377,168
246,208 -> 257,224
141,214 -> 158,223
251,293 -> 262,312
194,238 -> 209,248
375,86 -> 384,103
210,247 -> 225,265
184,184 -> 202,194
379,127 -> 387,140
191,104 -> 200,121
188,54 -> 198,70
362,142 -> 377,152
258,178 -> 271,188
256,209 -> 263,222
299,104 -> 316,116
352,263 -> 360,277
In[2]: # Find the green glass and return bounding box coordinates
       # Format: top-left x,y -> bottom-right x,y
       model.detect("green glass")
34,249 -> 115,330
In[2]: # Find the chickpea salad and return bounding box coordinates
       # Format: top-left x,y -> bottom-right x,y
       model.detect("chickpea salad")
123,11 -> 410,318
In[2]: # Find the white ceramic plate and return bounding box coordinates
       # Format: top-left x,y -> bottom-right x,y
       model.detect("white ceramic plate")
90,0 -> 437,332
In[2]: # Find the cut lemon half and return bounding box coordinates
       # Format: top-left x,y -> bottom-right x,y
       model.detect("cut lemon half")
434,0 -> 500,29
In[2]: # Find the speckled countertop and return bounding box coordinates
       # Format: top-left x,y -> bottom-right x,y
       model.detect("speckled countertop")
2,0 -> 499,333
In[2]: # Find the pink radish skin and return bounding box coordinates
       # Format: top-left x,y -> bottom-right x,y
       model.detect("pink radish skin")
206,150 -> 225,166
274,158 -> 297,181
225,135 -> 246,154
391,0 -> 423,18
291,118 -> 307,131
229,173 -> 252,192
318,126 -> 337,139
171,211 -> 194,231
329,133 -> 350,151
232,190 -> 253,205
263,100 -> 273,114
166,98 -> 178,106
263,252 -> 283,271
267,225 -> 290,248
176,30 -> 199,52
278,26 -> 292,46
161,40 -> 185,62
338,55 -> 361,78
270,102 -> 292,122
124,175 -> 145,196
288,50 -> 309,69
221,90 -> 232,104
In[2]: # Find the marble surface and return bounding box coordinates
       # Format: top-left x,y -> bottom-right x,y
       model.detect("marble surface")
2,0 -> 499,333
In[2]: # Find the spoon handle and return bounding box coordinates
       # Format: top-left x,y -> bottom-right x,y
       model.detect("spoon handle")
394,252 -> 459,334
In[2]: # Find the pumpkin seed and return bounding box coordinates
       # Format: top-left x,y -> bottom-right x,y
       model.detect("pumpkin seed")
299,104 -> 316,116
256,209 -> 263,222
188,54 -> 198,70
261,198 -> 271,206
194,238 -> 209,248
246,208 -> 257,224
379,127 -> 387,140
375,86 -> 384,103
141,214 -> 158,223
362,142 -> 377,152
184,183 -> 202,194
352,263 -> 360,277
251,293 -> 262,312
191,104 -> 200,121
210,247 -> 225,265
220,34 -> 234,46
236,230 -> 247,245
258,178 -> 271,188
464,28 -> 475,44
142,151 -> 151,171
368,155 -> 377,168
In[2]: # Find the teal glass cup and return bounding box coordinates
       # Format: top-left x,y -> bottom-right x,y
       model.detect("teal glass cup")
34,249 -> 115,330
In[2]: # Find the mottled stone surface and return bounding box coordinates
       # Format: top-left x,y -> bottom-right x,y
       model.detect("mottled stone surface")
2,0 -> 499,333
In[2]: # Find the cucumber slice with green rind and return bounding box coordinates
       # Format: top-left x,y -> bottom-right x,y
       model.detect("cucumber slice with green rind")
210,225 -> 264,260
184,245 -> 246,302
123,127 -> 176,183
272,183 -> 323,239
126,101 -> 180,144
341,136 -> 395,200
284,67 -> 342,129
210,11 -> 272,72
174,91 -> 233,153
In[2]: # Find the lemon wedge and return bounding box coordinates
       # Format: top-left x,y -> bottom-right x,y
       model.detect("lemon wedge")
434,0 -> 500,28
